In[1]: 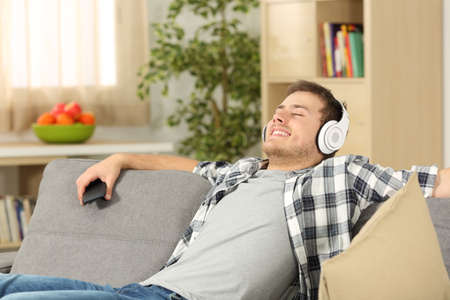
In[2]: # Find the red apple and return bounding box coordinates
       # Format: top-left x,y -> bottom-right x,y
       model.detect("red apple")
51,103 -> 66,118
64,101 -> 82,119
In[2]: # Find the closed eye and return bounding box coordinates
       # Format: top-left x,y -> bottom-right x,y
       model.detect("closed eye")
292,113 -> 303,117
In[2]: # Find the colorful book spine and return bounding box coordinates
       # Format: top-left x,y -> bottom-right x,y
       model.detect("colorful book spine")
319,24 -> 328,76
341,24 -> 353,77
15,199 -> 25,240
0,197 -> 10,243
337,30 -> 347,76
334,36 -> 342,77
354,31 -> 364,77
5,196 -> 20,242
323,22 -> 334,77
23,197 -> 32,224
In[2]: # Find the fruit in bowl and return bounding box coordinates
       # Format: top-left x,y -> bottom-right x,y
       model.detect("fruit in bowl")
33,102 -> 96,143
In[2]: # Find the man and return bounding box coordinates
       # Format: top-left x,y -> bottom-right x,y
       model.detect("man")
1,80 -> 449,300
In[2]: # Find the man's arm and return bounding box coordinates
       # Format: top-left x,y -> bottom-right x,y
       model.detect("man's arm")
116,153 -> 199,172
432,168 -> 450,198
346,156 -> 438,207
76,153 -> 199,205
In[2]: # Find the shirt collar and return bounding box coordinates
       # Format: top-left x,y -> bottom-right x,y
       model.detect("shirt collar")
259,158 -> 315,177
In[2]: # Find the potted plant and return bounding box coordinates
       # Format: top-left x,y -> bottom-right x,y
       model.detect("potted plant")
137,0 -> 260,162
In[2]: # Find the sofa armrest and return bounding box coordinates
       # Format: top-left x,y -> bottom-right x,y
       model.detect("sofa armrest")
0,251 -> 17,273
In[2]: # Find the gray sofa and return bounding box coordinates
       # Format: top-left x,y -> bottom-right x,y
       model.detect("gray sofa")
1,158 -> 449,289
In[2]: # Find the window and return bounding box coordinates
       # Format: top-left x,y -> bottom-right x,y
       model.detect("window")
9,0 -> 116,87
0,0 -> 149,131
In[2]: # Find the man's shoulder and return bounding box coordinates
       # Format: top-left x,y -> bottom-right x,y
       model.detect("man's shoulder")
321,154 -> 370,166
286,155 -> 370,177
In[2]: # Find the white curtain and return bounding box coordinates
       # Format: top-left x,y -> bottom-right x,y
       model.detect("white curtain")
0,0 -> 150,132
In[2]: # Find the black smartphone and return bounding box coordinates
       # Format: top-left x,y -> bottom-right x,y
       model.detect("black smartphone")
82,179 -> 107,205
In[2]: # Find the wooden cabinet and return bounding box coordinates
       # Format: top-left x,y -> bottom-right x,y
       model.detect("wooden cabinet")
261,0 -> 442,169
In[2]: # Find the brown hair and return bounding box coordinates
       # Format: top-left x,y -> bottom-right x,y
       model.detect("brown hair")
286,80 -> 348,158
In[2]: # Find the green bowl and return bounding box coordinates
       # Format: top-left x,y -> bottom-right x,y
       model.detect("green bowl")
32,123 -> 95,143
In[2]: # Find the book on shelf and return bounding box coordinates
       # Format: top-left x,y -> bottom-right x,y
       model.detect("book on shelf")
349,30 -> 364,77
319,22 -> 364,78
322,22 -> 334,77
0,199 -> 9,243
319,28 -> 328,77
0,195 -> 36,245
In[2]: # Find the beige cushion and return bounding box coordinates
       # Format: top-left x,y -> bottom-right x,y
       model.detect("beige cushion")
319,173 -> 450,300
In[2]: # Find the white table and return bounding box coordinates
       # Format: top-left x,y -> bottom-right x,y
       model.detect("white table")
0,141 -> 175,195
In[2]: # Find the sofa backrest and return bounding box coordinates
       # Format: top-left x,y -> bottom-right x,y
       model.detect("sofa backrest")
11,158 -> 212,287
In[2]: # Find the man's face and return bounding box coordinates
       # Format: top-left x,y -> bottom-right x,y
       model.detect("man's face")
262,91 -> 325,162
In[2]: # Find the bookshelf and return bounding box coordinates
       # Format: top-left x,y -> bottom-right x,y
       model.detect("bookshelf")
0,196 -> 35,252
261,0 -> 442,170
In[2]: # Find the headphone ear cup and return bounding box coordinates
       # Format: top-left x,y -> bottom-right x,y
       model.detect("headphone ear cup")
262,125 -> 267,142
317,120 -> 339,155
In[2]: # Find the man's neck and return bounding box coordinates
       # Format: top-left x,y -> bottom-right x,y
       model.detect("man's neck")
266,156 -> 323,171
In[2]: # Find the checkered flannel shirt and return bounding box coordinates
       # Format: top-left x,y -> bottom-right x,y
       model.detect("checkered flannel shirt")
159,155 -> 437,300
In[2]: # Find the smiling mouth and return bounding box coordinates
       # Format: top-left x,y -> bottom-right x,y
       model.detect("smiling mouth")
271,129 -> 291,137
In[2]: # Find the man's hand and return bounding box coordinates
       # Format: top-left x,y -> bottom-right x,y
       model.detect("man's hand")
432,168 -> 450,198
76,154 -> 124,205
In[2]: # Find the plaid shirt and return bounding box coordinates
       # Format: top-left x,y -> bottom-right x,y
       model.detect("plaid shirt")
160,155 -> 437,300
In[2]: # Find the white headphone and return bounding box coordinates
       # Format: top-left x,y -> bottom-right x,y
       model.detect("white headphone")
317,101 -> 349,154
262,100 -> 349,155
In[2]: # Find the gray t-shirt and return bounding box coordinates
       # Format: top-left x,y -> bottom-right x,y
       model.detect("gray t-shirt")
145,170 -> 298,300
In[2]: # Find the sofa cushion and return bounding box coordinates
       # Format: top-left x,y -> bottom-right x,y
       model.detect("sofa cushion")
11,158 -> 211,287
318,173 -> 450,300
352,199 -> 450,275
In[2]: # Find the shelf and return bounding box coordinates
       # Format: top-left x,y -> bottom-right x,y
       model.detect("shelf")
266,76 -> 365,84
0,141 -> 174,158
0,242 -> 21,251
0,141 -> 175,166
262,0 -> 361,3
